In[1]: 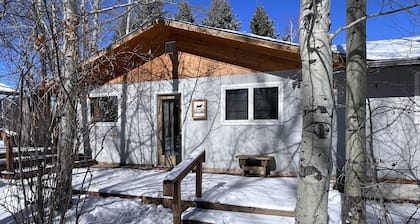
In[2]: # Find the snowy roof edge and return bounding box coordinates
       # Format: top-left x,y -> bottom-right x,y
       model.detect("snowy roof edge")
116,18 -> 300,48
368,57 -> 420,68
333,36 -> 420,61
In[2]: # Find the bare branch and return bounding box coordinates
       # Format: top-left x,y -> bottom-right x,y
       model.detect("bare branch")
85,0 -> 176,16
331,3 -> 420,40
0,0 -> 6,22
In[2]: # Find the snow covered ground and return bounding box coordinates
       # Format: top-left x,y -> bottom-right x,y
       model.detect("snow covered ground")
64,196 -> 172,224
0,167 -> 418,223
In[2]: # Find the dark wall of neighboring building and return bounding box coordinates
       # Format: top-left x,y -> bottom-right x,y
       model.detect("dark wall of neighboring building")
367,65 -> 419,98
335,63 -> 420,180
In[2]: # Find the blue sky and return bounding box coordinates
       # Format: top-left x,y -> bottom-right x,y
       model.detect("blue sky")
182,0 -> 419,44
1,1 -> 418,87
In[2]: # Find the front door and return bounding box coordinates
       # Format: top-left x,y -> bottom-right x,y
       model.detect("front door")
158,94 -> 181,166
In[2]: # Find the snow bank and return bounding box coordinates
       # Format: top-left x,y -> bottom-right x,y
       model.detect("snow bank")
64,196 -> 172,224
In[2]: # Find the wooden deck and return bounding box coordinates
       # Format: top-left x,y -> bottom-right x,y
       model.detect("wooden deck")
73,188 -> 294,216
71,167 -> 298,224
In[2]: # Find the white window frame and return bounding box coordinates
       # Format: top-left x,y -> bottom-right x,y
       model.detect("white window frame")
221,81 -> 283,125
88,92 -> 120,126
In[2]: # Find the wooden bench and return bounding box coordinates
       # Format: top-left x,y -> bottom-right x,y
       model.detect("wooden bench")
235,155 -> 274,177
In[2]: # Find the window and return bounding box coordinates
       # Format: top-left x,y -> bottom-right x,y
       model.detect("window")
222,83 -> 282,124
254,87 -> 278,120
226,89 -> 248,120
90,96 -> 118,122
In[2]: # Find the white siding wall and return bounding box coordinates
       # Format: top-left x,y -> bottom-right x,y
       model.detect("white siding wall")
367,97 -> 420,180
88,71 -> 304,175
86,66 -> 420,180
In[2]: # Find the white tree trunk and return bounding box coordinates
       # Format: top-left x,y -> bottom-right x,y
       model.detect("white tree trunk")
126,0 -> 132,35
296,0 -> 334,223
344,0 -> 367,223
91,0 -> 100,52
56,0 -> 79,215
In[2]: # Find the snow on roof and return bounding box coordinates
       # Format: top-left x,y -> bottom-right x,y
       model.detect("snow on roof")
123,18 -> 300,48
333,36 -> 420,60
170,19 -> 420,60
158,18 -> 299,47
194,22 -> 300,47
169,19 -> 418,61
0,83 -> 17,95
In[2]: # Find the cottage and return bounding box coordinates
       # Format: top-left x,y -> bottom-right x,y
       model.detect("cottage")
84,19 -> 420,182
83,19 -> 305,176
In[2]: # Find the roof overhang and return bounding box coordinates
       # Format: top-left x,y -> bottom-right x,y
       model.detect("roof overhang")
0,83 -> 17,95
368,57 -> 420,68
83,19 -> 303,84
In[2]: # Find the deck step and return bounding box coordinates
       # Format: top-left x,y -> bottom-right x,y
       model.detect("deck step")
0,157 -> 95,170
1,164 -> 55,179
182,208 -> 294,224
0,154 -> 57,168
1,159 -> 96,179
0,148 -> 55,159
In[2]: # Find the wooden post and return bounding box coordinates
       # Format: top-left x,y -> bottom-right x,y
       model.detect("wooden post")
239,159 -> 246,176
261,160 -> 268,176
162,149 -> 205,224
1,132 -> 13,171
196,160 -> 202,198
172,180 -> 181,224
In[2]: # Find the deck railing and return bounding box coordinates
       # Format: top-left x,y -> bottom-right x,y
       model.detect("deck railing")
0,129 -> 16,171
163,148 -> 205,224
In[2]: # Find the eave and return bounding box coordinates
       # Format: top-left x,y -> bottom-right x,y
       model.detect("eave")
83,19 -> 303,84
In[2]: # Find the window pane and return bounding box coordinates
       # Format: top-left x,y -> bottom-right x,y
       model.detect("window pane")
226,89 -> 248,120
162,99 -> 175,155
90,96 -> 118,122
254,87 -> 278,120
